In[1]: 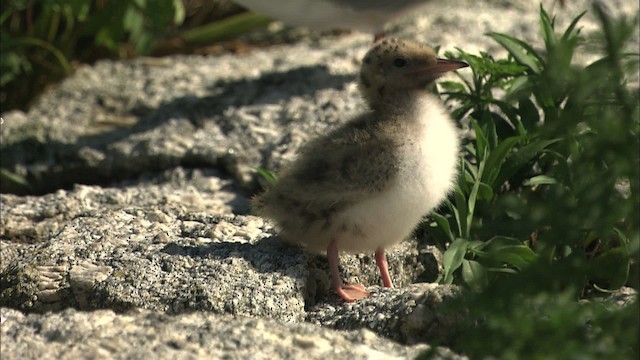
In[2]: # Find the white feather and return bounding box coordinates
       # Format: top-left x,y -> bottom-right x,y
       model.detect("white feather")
321,95 -> 459,252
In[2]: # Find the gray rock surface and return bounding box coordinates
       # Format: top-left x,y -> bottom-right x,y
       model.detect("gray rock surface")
307,283 -> 462,345
1,307 -> 465,360
1,171 -> 442,316
0,168 -> 454,357
1,0 -> 638,358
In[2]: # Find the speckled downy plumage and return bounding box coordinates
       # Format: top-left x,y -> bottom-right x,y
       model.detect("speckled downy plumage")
253,38 -> 468,301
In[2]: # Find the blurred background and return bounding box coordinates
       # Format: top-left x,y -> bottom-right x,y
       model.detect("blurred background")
1,0 -> 320,113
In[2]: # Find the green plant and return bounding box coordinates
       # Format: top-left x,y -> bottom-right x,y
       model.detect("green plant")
427,4 -> 638,294
419,3 -> 638,359
1,1 -> 281,113
430,49 -> 551,286
1,0 -> 185,110
255,166 -> 278,187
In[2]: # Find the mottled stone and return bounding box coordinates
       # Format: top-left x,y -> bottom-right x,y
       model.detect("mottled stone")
2,307 -> 465,360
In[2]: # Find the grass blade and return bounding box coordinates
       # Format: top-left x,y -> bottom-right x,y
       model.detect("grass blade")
487,32 -> 543,74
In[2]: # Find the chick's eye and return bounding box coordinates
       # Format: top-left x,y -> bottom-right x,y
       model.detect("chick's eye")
393,58 -> 408,67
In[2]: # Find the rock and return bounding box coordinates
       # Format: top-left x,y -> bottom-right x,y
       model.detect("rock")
1,171 -> 443,321
307,283 -> 462,345
0,168 -> 247,244
0,176 -> 307,321
0,307 -> 466,359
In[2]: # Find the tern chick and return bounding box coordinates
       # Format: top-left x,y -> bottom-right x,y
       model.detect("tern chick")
253,38 -> 467,302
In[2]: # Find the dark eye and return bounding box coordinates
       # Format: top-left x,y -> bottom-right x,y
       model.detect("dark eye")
393,58 -> 408,67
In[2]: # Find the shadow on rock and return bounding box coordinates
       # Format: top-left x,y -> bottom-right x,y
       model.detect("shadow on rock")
2,65 -> 353,195
160,235 -> 305,275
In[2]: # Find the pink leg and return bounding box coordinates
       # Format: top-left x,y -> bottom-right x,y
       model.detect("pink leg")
375,248 -> 393,288
327,238 -> 369,302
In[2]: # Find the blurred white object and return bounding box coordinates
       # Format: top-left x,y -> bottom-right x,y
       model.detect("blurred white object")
233,0 -> 431,36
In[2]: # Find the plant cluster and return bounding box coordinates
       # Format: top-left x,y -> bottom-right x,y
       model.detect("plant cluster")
0,1 -> 275,112
1,0 -> 185,110
421,4 -> 638,359
429,4 -> 638,293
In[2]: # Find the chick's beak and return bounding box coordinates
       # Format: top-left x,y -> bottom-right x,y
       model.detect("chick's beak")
408,58 -> 469,75
434,58 -> 469,72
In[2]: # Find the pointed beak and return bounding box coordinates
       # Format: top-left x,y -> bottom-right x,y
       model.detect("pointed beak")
408,58 -> 469,75
433,58 -> 469,72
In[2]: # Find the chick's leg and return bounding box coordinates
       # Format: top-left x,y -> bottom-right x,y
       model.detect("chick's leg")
375,248 -> 393,288
328,238 -> 369,302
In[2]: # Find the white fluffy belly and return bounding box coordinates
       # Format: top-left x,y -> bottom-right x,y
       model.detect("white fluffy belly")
334,180 -> 434,252
334,116 -> 459,253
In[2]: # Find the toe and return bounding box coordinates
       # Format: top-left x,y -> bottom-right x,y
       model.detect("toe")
336,284 -> 369,302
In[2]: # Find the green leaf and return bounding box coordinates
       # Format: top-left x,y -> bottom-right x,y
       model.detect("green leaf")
462,158 -> 477,186
496,138 -> 561,186
431,212 -> 455,243
453,185 -> 468,238
539,5 -> 557,50
484,267 -> 518,274
0,168 -> 31,190
476,182 -> 494,201
518,97 -> 540,131
5,37 -> 71,74
438,80 -> 467,93
462,259 -> 488,289
484,114 -> 499,149
468,240 -> 486,252
483,136 -> 522,187
446,199 -> 462,241
491,100 -> 524,135
123,7 -> 144,34
172,0 -> 185,24
66,0 -> 91,21
588,247 -> 630,290
487,32 -> 542,74
471,119 -> 488,161
255,167 -> 278,186
466,154 -> 486,238
479,245 -> 538,270
95,27 -> 118,50
0,50 -> 31,86
562,11 -> 587,42
181,12 -> 273,45
442,238 -> 470,284
484,236 -> 523,248
507,75 -> 533,100
524,175 -> 557,186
